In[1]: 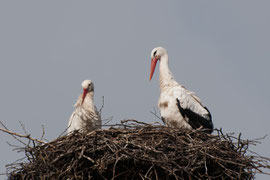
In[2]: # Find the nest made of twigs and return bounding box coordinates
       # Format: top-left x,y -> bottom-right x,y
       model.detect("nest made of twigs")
6,120 -> 270,180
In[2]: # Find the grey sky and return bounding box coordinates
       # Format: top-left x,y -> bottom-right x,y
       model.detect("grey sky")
0,1 -> 269,179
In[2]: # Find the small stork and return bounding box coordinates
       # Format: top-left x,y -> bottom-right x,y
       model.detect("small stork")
149,47 -> 213,133
67,80 -> 101,134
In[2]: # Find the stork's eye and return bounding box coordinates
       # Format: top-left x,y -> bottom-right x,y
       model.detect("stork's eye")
153,50 -> 157,57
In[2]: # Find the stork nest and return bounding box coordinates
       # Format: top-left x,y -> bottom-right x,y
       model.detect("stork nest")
5,120 -> 270,180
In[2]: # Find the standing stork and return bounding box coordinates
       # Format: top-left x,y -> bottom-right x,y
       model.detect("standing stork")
67,80 -> 101,134
149,47 -> 213,133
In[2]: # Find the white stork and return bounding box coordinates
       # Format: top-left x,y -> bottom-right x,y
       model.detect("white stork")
67,80 -> 101,134
150,47 -> 213,133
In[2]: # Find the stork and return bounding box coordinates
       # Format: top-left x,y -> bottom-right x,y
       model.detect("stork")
149,47 -> 213,133
67,80 -> 101,134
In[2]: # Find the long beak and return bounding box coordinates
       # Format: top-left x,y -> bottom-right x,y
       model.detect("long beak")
81,88 -> 88,104
150,58 -> 158,80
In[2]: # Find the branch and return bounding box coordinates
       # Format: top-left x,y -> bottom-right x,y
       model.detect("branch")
0,121 -> 46,145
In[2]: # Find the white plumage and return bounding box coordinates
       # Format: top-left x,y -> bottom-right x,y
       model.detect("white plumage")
150,47 -> 213,133
67,80 -> 101,134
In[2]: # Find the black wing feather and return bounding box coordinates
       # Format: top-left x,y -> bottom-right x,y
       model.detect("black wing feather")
176,98 -> 213,134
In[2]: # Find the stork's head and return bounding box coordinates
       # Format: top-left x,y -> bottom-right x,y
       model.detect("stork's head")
150,47 -> 167,80
81,80 -> 94,104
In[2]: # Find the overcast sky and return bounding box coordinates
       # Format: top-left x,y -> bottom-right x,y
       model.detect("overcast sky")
0,1 -> 269,179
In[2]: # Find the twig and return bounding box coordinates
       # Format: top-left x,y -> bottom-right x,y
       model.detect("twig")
99,96 -> 105,114
0,126 -> 46,144
150,108 -> 162,121
102,116 -> 113,126
40,125 -> 45,141
0,121 -> 27,146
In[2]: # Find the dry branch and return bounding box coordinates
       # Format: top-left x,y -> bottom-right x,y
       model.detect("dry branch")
0,122 -> 46,145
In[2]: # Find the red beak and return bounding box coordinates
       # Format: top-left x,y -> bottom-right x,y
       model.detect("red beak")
81,88 -> 88,104
150,58 -> 158,80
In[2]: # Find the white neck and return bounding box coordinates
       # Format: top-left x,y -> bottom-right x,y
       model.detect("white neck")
76,92 -> 95,110
159,54 -> 178,90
